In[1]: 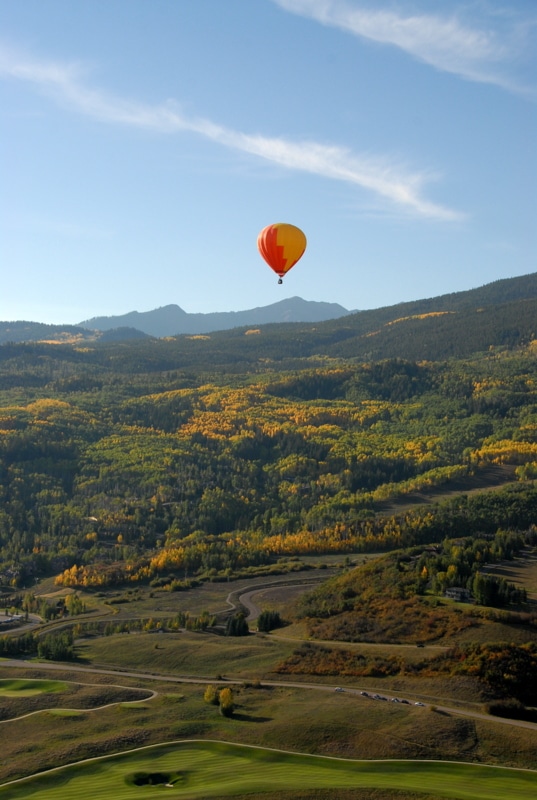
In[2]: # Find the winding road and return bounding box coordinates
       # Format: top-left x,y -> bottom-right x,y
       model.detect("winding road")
2,656 -> 537,733
2,573 -> 536,735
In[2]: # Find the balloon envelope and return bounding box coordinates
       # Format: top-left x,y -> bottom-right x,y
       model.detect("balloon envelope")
257,223 -> 307,280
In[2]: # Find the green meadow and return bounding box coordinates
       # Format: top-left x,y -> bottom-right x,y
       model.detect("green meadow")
1,740 -> 536,800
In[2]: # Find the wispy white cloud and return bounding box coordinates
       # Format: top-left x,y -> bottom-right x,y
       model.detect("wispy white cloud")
272,0 -> 536,94
0,44 -> 459,220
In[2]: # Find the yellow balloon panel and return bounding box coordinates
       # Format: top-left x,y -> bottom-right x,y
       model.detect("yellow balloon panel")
257,223 -> 307,278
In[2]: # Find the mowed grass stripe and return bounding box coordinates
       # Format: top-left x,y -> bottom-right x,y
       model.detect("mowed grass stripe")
0,679 -> 68,697
0,740 -> 536,799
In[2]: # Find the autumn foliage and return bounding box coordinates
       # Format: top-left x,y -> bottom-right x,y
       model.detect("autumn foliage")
0,344 -> 536,594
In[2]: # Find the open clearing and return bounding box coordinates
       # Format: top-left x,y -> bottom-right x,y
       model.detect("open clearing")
1,740 -> 536,800
375,465 -> 518,515
482,549 -> 537,601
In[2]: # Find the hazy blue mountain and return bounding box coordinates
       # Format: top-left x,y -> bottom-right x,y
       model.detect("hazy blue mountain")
79,297 -> 352,337
2,273 -> 536,345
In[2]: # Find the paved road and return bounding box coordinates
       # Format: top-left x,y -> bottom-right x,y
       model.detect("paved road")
232,579 -> 322,621
2,572 -> 535,734
2,658 -> 537,733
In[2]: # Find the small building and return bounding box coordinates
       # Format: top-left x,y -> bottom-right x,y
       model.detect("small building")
444,587 -> 471,603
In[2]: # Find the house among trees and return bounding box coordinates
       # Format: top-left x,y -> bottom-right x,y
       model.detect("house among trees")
0,613 -> 24,628
444,587 -> 472,603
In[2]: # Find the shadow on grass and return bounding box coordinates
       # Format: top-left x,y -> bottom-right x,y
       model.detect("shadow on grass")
231,712 -> 273,723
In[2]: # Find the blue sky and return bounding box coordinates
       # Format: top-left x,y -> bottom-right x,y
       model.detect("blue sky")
1,0 -> 535,324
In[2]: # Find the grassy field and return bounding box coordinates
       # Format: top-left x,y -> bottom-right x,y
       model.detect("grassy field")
482,549 -> 537,601
78,628 -> 297,679
1,659 -> 537,788
76,628 -> 489,709
2,540 -> 537,797
0,740 -> 536,800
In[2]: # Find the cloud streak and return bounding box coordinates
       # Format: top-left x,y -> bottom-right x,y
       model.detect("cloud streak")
273,0 -> 535,94
0,44 -> 459,220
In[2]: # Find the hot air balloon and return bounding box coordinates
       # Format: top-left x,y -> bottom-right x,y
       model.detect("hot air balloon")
257,223 -> 307,284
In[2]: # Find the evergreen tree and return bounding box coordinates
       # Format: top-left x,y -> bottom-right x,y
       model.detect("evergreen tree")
257,610 -> 282,632
225,612 -> 249,637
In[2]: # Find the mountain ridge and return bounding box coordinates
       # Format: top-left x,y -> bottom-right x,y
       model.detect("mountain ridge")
79,296 -> 353,337
1,272 -> 536,346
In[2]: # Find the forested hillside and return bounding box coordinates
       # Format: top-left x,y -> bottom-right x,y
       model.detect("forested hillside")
1,318 -> 536,591
1,271 -> 536,351
2,275 -> 537,728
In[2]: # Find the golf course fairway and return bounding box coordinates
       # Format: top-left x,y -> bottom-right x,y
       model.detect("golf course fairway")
0,679 -> 68,697
0,740 -> 536,799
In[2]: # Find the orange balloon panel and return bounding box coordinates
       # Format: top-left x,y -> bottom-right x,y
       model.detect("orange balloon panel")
257,223 -> 307,278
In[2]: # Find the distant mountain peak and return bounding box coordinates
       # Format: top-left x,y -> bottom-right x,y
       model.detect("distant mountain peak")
4,272 -> 536,347
79,297 -> 352,337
